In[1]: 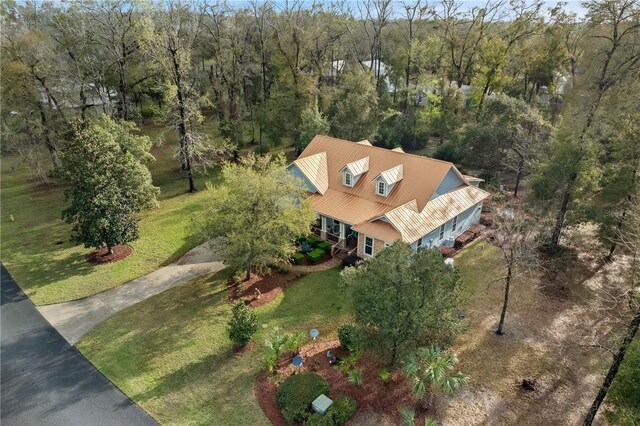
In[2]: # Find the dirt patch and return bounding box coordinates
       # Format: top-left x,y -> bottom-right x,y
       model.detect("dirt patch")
232,341 -> 254,354
255,340 -> 432,425
85,245 -> 133,264
228,271 -> 306,308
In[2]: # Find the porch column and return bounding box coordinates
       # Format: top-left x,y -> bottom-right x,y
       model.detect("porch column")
338,222 -> 346,248
320,216 -> 327,240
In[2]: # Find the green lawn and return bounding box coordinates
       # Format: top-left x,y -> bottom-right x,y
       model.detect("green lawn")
0,114 -> 299,305
77,268 -> 351,425
0,129 -> 218,305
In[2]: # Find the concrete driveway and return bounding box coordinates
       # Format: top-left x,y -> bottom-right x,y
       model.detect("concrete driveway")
38,243 -> 224,345
1,265 -> 158,426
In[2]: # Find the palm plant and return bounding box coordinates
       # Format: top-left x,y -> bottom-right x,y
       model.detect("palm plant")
400,407 -> 416,426
402,345 -> 468,408
264,327 -> 288,368
285,331 -> 306,354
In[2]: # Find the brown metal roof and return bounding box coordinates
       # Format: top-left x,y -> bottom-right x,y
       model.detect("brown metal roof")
352,220 -> 401,242
376,164 -> 404,185
343,157 -> 370,176
298,135 -> 455,211
385,185 -> 490,243
463,174 -> 484,183
310,189 -> 393,225
292,152 -> 328,194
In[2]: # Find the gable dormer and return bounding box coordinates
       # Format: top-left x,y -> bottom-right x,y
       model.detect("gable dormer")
374,165 -> 403,197
341,157 -> 369,187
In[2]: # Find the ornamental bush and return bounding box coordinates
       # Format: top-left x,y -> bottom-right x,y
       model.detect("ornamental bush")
327,395 -> 357,425
307,237 -> 319,246
304,413 -> 334,426
277,372 -> 329,424
227,302 -> 258,347
337,323 -> 360,352
316,242 -> 331,252
308,248 -> 325,262
292,253 -> 306,264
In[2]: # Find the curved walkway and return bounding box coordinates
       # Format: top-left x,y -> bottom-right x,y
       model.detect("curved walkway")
288,256 -> 342,273
1,265 -> 158,426
38,243 -> 224,345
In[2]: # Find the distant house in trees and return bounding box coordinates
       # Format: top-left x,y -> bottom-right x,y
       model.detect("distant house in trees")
327,59 -> 395,92
287,135 -> 489,258
39,83 -> 117,111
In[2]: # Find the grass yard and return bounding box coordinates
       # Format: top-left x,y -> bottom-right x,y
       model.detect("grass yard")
0,127 -> 218,305
74,237 -> 624,425
77,268 -> 351,425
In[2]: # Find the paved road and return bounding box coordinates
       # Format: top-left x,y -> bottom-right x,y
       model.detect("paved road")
1,265 -> 158,426
38,243 -> 224,345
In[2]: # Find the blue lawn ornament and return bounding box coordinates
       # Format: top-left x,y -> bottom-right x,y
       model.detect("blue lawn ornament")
292,355 -> 303,367
310,329 -> 319,340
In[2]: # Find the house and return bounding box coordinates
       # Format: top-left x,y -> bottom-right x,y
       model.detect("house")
288,135 -> 490,258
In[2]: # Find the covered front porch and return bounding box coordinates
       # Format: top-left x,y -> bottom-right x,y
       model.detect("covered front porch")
311,215 -> 358,256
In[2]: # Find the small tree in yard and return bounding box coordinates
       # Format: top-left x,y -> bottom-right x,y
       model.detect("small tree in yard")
227,302 -> 258,347
492,208 -> 540,336
58,116 -> 159,255
341,242 -> 462,365
403,345 -> 468,409
197,153 -> 315,280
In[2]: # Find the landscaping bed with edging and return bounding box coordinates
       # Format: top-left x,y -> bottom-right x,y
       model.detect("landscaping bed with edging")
255,339 -> 433,425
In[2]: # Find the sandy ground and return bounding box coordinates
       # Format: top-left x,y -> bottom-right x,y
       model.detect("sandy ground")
440,225 -> 633,425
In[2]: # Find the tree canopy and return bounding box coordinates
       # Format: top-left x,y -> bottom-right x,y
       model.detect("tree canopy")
341,242 -> 462,365
196,153 -> 315,279
58,116 -> 159,254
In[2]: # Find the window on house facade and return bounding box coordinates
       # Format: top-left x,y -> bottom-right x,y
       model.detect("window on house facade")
377,180 -> 386,196
344,171 -> 352,186
452,216 -> 458,232
439,224 -> 445,240
416,237 -> 423,249
364,236 -> 374,256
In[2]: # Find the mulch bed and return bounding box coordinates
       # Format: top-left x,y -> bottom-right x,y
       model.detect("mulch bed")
228,270 -> 306,308
85,245 -> 133,264
254,340 -> 433,425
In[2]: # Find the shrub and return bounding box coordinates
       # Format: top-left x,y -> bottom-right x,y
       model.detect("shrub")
327,395 -> 357,425
340,255 -> 360,268
337,323 -> 360,352
308,248 -> 325,262
277,372 -> 329,424
347,368 -> 363,385
263,350 -> 278,373
292,253 -> 306,264
433,142 -> 461,162
379,368 -> 390,382
305,413 -> 334,426
316,242 -> 331,252
307,237 -> 319,246
227,302 -> 258,346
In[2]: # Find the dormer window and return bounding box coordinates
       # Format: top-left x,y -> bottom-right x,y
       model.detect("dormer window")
341,157 -> 368,188
344,171 -> 352,187
377,180 -> 386,196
